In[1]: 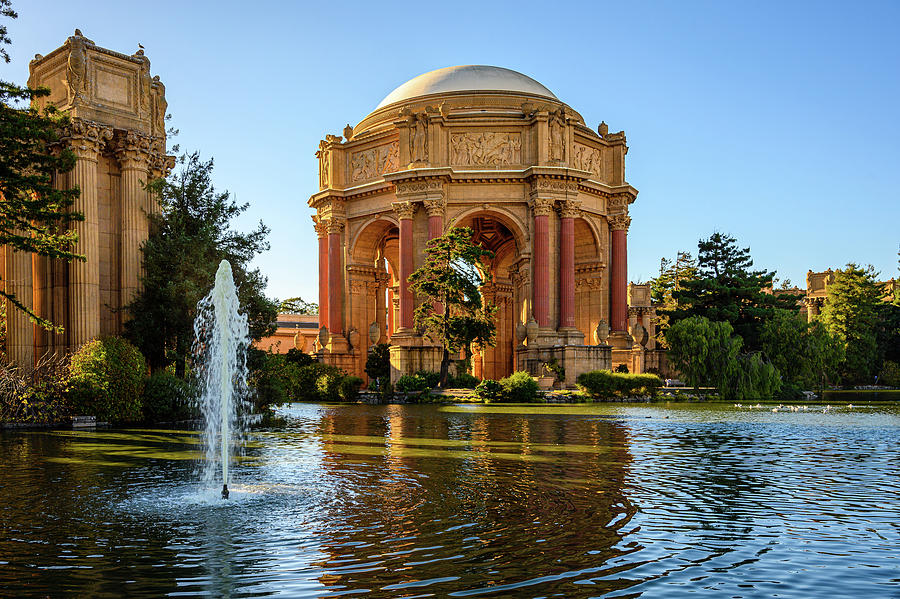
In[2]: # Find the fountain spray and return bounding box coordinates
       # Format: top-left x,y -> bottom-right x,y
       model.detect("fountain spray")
194,260 -> 250,499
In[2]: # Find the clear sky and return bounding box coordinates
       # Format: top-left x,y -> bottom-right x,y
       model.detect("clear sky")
2,1 -> 898,303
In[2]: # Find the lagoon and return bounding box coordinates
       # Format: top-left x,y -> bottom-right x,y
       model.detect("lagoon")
1,397 -> 898,597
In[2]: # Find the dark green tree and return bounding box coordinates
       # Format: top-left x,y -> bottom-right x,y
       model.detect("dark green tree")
649,250 -> 698,346
408,227 -> 497,387
760,309 -> 843,391
124,152 -> 277,375
665,315 -> 741,394
1,1 -> 82,330
820,264 -> 883,383
665,232 -> 797,351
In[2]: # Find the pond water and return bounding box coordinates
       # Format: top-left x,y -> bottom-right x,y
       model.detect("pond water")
1,397 -> 898,598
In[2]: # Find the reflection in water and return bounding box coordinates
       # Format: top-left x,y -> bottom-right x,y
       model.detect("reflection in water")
0,401 -> 898,598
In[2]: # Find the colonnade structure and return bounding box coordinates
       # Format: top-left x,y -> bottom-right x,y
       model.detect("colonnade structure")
310,66 -> 663,384
2,31 -> 173,367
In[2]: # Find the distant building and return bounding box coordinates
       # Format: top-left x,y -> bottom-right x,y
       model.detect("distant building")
254,314 -> 320,354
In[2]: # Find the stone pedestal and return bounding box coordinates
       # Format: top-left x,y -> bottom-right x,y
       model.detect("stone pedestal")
515,343 -> 611,388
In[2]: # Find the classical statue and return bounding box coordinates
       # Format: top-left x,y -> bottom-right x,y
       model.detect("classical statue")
411,112 -> 427,163
549,109 -> 565,161
66,33 -> 88,105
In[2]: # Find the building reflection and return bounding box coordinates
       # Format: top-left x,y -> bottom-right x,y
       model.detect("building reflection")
309,406 -> 637,597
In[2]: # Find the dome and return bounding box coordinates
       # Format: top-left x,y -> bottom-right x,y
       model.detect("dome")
375,65 -> 557,109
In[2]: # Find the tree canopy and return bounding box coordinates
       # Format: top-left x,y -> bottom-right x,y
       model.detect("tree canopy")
124,152 -> 277,375
664,232 -> 797,351
1,2 -> 82,330
408,227 -> 497,386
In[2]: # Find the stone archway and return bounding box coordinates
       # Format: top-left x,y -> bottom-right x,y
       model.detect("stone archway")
455,214 -> 520,380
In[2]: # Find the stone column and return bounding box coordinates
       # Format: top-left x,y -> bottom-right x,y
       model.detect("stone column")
116,131 -> 151,313
558,201 -> 580,330
313,217 -> 329,329
66,121 -> 109,348
424,197 -> 444,316
609,213 -> 631,333
5,243 -> 34,368
326,218 -> 344,336
531,198 -> 554,328
393,201 -> 417,332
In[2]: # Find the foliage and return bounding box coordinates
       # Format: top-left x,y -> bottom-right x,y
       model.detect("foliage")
247,348 -> 354,404
649,251 -> 698,345
246,348 -> 291,410
499,371 -> 540,403
664,232 -> 797,352
448,372 -> 480,389
124,152 -> 277,376
415,370 -> 441,389
720,352 -> 781,401
365,343 -> 391,389
576,370 -> 663,399
820,264 -> 883,383
760,309 -> 843,390
542,358 -> 565,382
666,315 -> 742,392
395,374 -> 429,393
339,376 -> 363,402
614,364 -> 629,374
284,348 -> 315,367
880,361 -> 900,387
0,5 -> 83,331
409,227 -> 498,386
875,301 -> 900,366
473,379 -> 504,402
278,297 -> 318,315
141,371 -> 198,423
0,353 -> 71,424
68,337 -> 147,423
295,362 -> 345,402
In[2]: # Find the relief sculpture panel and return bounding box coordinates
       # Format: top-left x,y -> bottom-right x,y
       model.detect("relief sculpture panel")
350,141 -> 399,182
573,143 -> 601,176
450,132 -> 521,167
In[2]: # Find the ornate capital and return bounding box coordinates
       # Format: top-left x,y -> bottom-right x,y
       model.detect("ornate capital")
559,200 -> 582,219
62,118 -> 113,161
325,217 -> 345,235
115,130 -> 152,171
392,200 -> 417,220
531,197 -> 555,217
423,197 -> 445,217
312,215 -> 328,239
608,213 -> 631,232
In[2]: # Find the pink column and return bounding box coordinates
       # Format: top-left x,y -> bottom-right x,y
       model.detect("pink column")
610,215 -> 631,332
315,219 -> 328,329
398,216 -> 414,330
425,201 -> 444,315
559,215 -> 575,329
327,221 -> 343,334
533,208 -> 551,328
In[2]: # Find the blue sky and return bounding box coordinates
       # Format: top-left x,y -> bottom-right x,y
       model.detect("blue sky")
3,1 -> 898,302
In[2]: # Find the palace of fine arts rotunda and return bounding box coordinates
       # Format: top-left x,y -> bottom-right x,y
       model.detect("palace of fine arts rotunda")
309,65 -> 662,385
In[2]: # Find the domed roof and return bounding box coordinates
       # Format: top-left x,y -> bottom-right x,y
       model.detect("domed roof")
376,65 -> 557,109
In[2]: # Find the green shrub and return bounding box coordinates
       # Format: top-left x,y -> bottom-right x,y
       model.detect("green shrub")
500,371 -> 540,403
284,348 -> 315,367
0,354 -> 71,424
576,370 -> 663,400
68,337 -> 147,423
142,371 -> 198,423
339,376 -> 364,402
415,370 -> 441,389
449,372 -> 480,389
880,360 -> 900,387
316,369 -> 345,402
615,364 -> 629,374
294,363 -> 344,401
395,374 -> 428,393
474,379 -> 504,402
247,348 -> 292,410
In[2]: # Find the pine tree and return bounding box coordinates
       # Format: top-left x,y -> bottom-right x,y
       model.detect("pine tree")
124,152 -> 277,375
665,232 -> 797,351
1,1 -> 83,331
408,227 -> 498,386
649,250 -> 698,346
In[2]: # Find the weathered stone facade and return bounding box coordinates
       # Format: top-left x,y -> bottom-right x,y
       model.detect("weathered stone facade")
309,66 -> 655,385
1,31 -> 173,367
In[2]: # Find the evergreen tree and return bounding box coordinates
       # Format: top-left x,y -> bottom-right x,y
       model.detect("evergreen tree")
760,309 -> 843,391
124,152 -> 277,375
649,250 -> 698,346
665,232 -> 797,351
1,1 -> 82,330
408,227 -> 498,387
820,264 -> 882,384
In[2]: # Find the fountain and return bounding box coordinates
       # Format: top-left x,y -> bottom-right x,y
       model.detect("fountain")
193,260 -> 250,499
